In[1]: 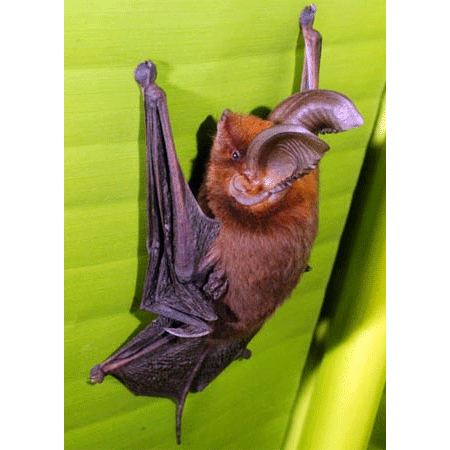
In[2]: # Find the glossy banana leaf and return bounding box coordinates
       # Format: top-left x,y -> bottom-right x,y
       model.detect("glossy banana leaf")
65,1 -> 386,448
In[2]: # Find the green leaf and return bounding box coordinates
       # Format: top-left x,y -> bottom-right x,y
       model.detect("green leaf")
65,1 -> 385,448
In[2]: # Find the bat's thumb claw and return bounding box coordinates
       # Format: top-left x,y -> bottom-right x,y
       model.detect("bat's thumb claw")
135,60 -> 157,88
300,4 -> 317,27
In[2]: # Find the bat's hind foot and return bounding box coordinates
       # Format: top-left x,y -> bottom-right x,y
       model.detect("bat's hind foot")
89,365 -> 104,384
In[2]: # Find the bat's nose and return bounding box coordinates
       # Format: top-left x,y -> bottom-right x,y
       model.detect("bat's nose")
243,169 -> 259,185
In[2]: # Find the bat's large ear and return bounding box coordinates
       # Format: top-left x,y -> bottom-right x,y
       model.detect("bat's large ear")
268,89 -> 363,135
230,125 -> 329,206
246,124 -> 329,183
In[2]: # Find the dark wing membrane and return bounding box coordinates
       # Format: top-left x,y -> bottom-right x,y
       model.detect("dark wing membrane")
90,315 -> 254,444
137,62 -> 220,336
92,316 -> 253,400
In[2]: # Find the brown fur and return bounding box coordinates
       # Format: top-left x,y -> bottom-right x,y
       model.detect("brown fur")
199,112 -> 319,339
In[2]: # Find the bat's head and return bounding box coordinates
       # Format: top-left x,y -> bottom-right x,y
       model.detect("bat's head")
205,90 -> 363,222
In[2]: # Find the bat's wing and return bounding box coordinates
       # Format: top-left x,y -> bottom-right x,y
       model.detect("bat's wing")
135,61 -> 222,338
90,316 -> 254,444
90,62 -> 239,443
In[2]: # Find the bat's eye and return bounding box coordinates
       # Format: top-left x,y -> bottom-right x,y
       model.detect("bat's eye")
231,151 -> 240,161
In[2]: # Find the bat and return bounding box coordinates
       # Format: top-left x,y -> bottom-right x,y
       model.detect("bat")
90,4 -> 363,444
